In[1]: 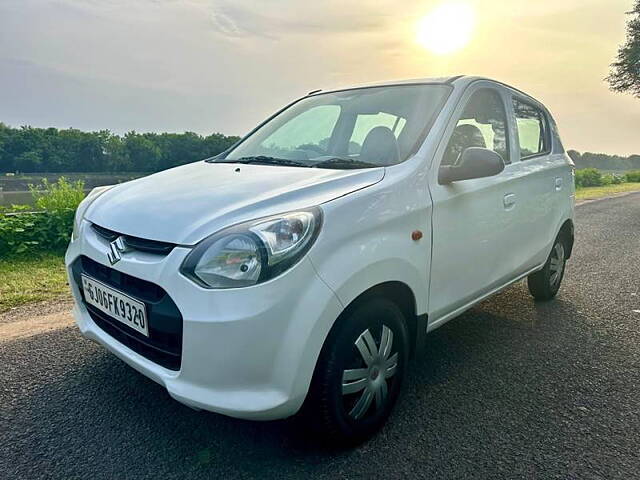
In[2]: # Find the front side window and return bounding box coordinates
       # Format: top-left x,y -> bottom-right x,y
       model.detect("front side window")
442,88 -> 509,166
223,84 -> 451,168
513,99 -> 550,159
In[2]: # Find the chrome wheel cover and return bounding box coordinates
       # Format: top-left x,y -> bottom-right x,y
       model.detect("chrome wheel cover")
341,325 -> 398,420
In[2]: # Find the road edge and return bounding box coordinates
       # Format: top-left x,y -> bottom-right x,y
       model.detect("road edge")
576,189 -> 640,206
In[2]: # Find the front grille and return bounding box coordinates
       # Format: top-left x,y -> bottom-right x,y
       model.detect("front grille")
71,256 -> 183,370
92,223 -> 176,255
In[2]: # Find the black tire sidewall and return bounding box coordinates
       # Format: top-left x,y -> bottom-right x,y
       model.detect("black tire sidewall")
316,298 -> 409,441
545,236 -> 568,296
528,234 -> 568,300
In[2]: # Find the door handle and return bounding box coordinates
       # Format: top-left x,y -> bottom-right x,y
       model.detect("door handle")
503,193 -> 516,210
555,177 -> 563,191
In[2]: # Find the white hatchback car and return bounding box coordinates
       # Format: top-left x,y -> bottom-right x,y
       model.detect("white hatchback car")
66,76 -> 575,442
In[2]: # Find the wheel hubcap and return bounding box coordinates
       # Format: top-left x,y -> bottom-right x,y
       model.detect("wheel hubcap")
549,242 -> 565,288
342,325 -> 398,420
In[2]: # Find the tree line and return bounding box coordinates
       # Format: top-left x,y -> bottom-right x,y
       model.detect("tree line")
0,123 -> 240,173
567,150 -> 640,171
1,123 -> 638,174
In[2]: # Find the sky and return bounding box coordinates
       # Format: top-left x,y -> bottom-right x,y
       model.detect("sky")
0,0 -> 638,156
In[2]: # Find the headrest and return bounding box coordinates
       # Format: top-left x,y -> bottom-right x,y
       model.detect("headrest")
451,124 -> 487,149
359,126 -> 400,166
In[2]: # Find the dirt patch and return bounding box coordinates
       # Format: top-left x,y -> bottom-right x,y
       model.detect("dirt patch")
0,299 -> 74,342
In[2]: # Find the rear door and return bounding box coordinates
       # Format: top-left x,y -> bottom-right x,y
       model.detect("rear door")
508,95 -> 569,271
428,82 -> 521,325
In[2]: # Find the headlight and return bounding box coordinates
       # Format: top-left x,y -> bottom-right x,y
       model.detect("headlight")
181,208 -> 322,289
71,185 -> 114,241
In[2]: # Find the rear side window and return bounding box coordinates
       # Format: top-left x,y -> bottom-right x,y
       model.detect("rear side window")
442,88 -> 510,166
513,99 -> 550,159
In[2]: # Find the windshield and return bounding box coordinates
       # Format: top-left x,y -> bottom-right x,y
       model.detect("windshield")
221,84 -> 451,169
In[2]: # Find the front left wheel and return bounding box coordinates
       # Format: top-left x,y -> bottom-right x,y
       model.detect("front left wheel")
302,298 -> 409,444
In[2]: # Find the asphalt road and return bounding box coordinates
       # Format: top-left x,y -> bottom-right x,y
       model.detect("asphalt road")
2,193 -> 640,479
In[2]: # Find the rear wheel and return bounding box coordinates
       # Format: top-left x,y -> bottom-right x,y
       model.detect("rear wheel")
527,235 -> 568,300
303,298 -> 409,444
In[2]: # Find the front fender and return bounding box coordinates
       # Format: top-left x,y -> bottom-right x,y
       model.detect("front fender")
312,256 -> 428,315
309,169 -> 432,317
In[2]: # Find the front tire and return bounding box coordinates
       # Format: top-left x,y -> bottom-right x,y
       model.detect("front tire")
527,235 -> 568,301
303,298 -> 409,444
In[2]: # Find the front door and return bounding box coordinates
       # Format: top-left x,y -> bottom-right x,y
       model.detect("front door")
428,84 -> 520,325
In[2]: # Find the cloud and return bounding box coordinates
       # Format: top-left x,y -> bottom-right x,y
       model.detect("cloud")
208,1 -> 392,39
209,4 -> 278,39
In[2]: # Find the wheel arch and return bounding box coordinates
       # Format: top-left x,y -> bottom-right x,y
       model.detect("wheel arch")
558,218 -> 575,258
331,281 -> 424,358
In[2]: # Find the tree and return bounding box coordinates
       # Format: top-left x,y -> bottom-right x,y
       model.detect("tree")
0,123 -> 11,171
204,133 -> 240,158
123,131 -> 161,172
103,134 -> 131,172
607,1 -> 640,98
629,154 -> 640,169
14,151 -> 42,172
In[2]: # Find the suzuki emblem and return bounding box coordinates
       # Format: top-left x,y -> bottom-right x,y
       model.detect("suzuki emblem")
107,236 -> 129,265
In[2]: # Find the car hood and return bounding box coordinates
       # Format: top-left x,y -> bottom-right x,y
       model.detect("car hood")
84,161 -> 384,245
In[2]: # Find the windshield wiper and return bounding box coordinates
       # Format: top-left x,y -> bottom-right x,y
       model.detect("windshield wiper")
312,158 -> 379,170
214,156 -> 309,168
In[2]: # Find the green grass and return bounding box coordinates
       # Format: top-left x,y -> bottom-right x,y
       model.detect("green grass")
0,253 -> 69,312
576,182 -> 640,201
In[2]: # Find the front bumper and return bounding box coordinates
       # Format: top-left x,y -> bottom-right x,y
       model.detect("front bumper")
65,220 -> 344,420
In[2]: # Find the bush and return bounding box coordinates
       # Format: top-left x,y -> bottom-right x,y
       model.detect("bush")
611,174 -> 625,184
600,173 -> 625,185
625,170 -> 640,182
575,168 -> 603,188
30,177 -> 85,211
0,177 -> 85,256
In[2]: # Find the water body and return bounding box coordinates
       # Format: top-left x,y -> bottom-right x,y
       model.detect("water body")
0,173 -> 146,207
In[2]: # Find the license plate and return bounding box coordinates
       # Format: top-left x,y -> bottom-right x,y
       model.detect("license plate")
81,274 -> 149,337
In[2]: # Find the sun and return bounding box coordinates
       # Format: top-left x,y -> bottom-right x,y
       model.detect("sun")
416,2 -> 476,55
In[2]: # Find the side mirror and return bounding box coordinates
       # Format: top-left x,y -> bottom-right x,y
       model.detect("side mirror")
438,147 -> 505,184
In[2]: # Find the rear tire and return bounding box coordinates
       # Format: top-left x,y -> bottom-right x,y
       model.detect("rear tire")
527,235 -> 568,301
302,298 -> 409,445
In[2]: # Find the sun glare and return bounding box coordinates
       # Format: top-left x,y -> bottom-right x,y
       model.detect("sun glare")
416,2 -> 476,55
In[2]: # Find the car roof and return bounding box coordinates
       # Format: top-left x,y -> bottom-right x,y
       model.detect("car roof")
310,75 -> 543,107
308,76 -> 459,95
